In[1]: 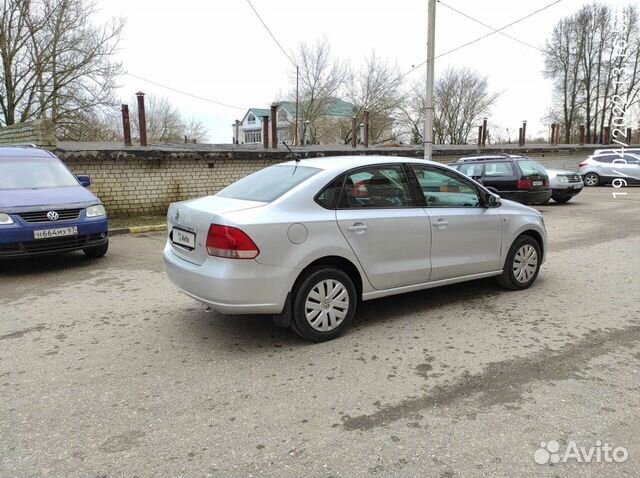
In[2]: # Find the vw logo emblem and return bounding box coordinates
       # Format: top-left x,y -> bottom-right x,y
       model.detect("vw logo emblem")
175,208 -> 181,221
46,211 -> 59,221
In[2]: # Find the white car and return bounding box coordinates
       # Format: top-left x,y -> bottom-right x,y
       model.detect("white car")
164,156 -> 547,342
545,168 -> 584,203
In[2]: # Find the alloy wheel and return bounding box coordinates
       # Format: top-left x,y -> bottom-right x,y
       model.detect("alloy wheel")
513,244 -> 538,284
584,173 -> 598,186
304,279 -> 349,332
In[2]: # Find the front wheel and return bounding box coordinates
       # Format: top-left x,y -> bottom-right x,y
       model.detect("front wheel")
498,235 -> 541,290
583,172 -> 600,186
292,267 -> 357,342
552,194 -> 571,203
83,239 -> 109,258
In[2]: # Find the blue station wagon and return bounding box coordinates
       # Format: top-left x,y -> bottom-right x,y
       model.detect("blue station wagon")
0,146 -> 109,258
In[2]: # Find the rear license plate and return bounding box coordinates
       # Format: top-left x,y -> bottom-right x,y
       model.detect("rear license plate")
533,180 -> 543,186
172,228 -> 195,249
34,226 -> 78,240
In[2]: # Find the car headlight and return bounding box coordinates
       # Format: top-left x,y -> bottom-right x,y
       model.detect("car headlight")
0,213 -> 14,225
557,176 -> 569,183
86,205 -> 106,218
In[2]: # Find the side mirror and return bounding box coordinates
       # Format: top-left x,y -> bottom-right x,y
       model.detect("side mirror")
77,175 -> 91,187
487,193 -> 502,208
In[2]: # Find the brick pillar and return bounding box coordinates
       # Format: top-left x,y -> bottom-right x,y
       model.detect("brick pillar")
363,110 -> 370,148
481,117 -> 488,147
261,115 -> 269,148
121,105 -> 132,147
603,126 -> 611,144
351,116 -> 357,148
136,92 -> 147,146
579,125 -> 585,145
270,104 -> 278,148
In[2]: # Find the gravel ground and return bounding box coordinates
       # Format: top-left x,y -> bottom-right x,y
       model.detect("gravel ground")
1,186 -> 639,478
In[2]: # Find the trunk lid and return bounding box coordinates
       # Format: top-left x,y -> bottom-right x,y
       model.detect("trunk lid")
167,196 -> 266,265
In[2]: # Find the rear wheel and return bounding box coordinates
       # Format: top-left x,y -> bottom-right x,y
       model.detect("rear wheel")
583,172 -> 600,186
83,239 -> 109,258
292,267 -> 356,342
498,235 -> 541,290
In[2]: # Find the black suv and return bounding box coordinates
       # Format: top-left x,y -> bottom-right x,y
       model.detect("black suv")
450,154 -> 552,205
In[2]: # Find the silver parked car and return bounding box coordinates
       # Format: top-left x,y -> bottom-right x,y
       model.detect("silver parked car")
164,156 -> 547,342
544,168 -> 584,203
579,151 -> 640,186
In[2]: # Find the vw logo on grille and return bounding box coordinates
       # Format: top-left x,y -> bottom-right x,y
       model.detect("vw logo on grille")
46,211 -> 59,221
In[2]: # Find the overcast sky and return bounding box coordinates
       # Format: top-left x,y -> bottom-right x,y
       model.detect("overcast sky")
95,0 -> 632,144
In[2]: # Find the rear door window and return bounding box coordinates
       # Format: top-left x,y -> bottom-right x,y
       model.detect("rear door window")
340,165 -> 413,208
484,162 -> 514,177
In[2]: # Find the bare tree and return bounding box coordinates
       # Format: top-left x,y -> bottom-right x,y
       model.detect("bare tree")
183,117 -> 208,143
128,94 -> 208,144
0,0 -> 124,135
291,38 -> 347,143
400,67 -> 498,144
544,3 -> 640,143
345,52 -> 403,144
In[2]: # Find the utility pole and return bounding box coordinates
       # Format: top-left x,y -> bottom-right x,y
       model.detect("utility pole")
295,66 -> 299,145
424,0 -> 436,160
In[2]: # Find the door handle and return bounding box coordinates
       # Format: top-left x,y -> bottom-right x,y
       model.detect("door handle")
432,219 -> 448,229
347,223 -> 368,233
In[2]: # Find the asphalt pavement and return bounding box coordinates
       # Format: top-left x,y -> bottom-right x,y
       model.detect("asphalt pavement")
1,187 -> 640,477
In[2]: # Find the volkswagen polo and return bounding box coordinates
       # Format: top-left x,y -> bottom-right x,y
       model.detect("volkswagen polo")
164,156 -> 547,342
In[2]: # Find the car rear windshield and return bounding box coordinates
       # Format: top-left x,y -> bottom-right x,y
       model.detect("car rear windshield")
518,160 -> 547,176
217,165 -> 321,202
0,158 -> 79,189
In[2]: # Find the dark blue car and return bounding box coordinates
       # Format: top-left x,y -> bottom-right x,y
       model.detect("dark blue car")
0,146 -> 109,258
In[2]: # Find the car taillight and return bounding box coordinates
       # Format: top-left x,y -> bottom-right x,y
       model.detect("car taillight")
517,179 -> 533,190
353,180 -> 368,197
206,224 -> 259,259
543,178 -> 549,187
579,162 -> 588,168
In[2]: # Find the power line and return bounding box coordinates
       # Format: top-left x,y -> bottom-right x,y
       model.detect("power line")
401,0 -> 562,80
125,72 -> 247,111
437,0 -> 545,53
245,0 -> 297,67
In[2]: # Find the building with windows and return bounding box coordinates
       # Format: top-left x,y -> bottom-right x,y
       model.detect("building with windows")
233,99 -> 356,145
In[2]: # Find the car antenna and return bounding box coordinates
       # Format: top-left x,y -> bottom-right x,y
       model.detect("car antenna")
282,141 -> 300,162
282,141 -> 300,174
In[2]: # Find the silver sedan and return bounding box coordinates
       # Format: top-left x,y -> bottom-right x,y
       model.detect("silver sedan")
163,156 -> 547,342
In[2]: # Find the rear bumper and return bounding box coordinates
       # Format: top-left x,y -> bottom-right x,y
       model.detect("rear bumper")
163,242 -> 293,314
0,218 -> 108,258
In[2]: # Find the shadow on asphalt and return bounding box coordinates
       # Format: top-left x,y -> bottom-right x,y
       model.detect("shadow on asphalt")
0,251 -> 100,277
178,277 -> 512,349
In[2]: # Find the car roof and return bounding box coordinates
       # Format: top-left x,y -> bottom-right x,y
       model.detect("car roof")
456,154 -> 528,162
0,146 -> 55,159
594,148 -> 640,155
277,155 -> 446,172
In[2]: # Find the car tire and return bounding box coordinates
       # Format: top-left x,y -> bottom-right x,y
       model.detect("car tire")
292,267 -> 357,342
583,172 -> 600,186
83,239 -> 109,258
552,194 -> 571,203
498,235 -> 541,290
